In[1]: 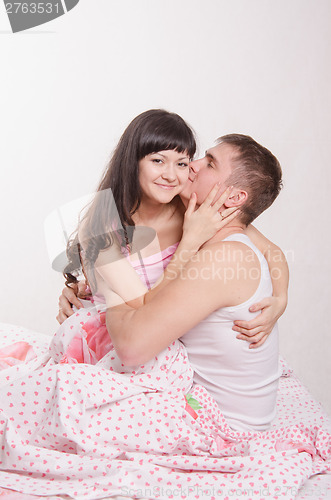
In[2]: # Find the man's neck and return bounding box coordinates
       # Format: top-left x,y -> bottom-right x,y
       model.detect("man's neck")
204,221 -> 247,246
180,195 -> 247,245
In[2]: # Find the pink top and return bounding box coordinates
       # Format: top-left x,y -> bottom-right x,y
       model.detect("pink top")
127,242 -> 179,289
49,242 -> 180,366
89,242 -> 179,304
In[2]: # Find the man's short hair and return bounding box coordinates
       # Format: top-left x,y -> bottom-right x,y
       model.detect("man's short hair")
218,134 -> 283,225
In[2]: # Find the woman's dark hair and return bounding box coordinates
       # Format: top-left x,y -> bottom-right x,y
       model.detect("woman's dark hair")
63,109 -> 196,289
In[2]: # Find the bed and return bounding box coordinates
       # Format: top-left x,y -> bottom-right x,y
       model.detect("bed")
0,323 -> 329,500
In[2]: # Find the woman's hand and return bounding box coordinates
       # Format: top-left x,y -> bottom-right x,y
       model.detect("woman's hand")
56,281 -> 91,324
232,296 -> 287,348
182,183 -> 239,250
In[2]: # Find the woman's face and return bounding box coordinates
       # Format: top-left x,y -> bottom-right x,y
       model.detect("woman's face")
138,149 -> 190,204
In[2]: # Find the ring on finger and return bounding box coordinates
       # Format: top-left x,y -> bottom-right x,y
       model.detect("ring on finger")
219,211 -> 225,220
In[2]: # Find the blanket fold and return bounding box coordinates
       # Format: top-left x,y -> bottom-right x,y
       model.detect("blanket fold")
0,319 -> 329,500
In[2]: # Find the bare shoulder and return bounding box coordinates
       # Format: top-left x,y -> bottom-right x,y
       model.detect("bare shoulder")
77,218 -> 121,267
244,224 -> 281,257
173,239 -> 261,307
198,239 -> 259,267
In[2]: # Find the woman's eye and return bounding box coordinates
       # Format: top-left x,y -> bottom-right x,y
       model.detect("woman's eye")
178,163 -> 189,168
152,159 -> 163,164
207,163 -> 213,168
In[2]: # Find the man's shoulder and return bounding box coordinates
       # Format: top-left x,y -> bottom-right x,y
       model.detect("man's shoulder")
181,238 -> 261,304
197,239 -> 259,265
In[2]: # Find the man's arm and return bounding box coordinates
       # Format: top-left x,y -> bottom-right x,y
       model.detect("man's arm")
56,184 -> 238,322
144,200 -> 239,304
97,185 -> 239,306
107,241 -> 260,366
246,224 -> 289,301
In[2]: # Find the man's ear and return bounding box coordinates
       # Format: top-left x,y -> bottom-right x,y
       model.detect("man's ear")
224,189 -> 248,208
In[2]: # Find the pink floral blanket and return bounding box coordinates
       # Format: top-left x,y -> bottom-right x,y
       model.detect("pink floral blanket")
0,320 -> 330,500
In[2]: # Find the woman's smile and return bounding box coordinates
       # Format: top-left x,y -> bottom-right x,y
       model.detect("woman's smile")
139,149 -> 190,203
154,182 -> 178,190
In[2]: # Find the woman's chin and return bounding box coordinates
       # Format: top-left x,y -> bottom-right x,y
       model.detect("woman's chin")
147,188 -> 181,204
179,182 -> 193,202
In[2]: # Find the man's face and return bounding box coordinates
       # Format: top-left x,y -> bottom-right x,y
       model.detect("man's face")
180,143 -> 235,205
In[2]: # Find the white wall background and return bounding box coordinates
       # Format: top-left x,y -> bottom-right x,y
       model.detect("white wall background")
0,0 -> 330,414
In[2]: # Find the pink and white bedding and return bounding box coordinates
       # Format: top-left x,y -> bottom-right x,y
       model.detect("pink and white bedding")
0,321 -> 329,500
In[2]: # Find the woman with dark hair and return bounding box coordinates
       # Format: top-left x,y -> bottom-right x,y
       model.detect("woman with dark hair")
0,113 -> 290,493
63,109 -> 201,293
53,109 -> 241,363
54,109 -> 287,365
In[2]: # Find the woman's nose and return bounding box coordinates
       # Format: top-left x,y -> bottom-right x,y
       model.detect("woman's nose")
161,164 -> 176,181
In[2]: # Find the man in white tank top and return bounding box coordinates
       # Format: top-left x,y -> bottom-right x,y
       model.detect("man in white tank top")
174,135 -> 284,430
108,134 -> 284,431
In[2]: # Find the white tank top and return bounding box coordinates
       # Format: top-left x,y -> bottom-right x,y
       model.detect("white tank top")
180,233 -> 282,432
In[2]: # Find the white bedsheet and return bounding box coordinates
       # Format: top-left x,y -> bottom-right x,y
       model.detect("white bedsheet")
0,323 -> 329,500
